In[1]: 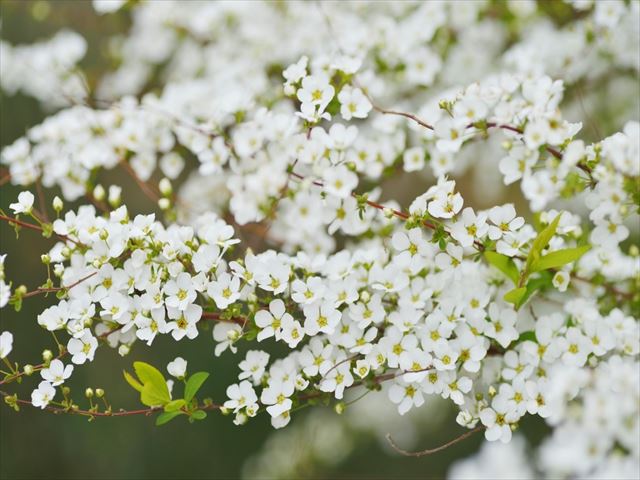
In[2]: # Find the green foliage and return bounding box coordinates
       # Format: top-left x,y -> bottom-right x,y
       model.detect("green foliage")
184,372 -> 209,404
123,361 -> 171,408
484,251 -> 519,284
530,245 -> 591,272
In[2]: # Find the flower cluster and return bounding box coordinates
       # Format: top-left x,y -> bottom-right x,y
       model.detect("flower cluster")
0,1 -> 638,478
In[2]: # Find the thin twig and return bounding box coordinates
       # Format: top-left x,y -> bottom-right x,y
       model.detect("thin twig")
386,426 -> 485,457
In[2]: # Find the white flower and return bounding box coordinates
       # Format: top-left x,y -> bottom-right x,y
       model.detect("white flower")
67,330 -> 98,364
31,381 -> 56,409
322,165 -> 358,198
167,357 -> 187,379
0,331 -> 13,358
224,380 -> 258,413
552,271 -> 570,292
239,350 -> 270,384
41,359 -> 73,386
213,322 -> 242,356
260,379 -> 294,418
480,397 -> 519,443
254,299 -> 290,342
488,204 -> 525,240
389,379 -> 425,415
337,86 -> 372,121
9,191 -> 34,215
207,272 -> 241,309
166,304 -> 202,341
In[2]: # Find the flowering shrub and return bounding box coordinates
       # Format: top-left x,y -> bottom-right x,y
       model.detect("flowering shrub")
1,1 -> 638,477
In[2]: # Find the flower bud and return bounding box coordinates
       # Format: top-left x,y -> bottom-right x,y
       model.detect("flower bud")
61,247 -> 71,258
159,178 -> 172,196
158,198 -> 171,210
23,364 -> 34,375
62,386 -> 71,396
52,196 -> 63,212
334,402 -> 346,415
53,264 -> 64,277
93,184 -> 106,201
42,350 -> 53,362
95,388 -> 105,398
40,254 -> 50,265
118,344 -> 130,356
233,412 -> 248,426
108,185 -> 122,208
85,388 -> 94,398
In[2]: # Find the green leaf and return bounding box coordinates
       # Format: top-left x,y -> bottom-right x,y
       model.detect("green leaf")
527,213 -> 562,269
190,410 -> 207,421
125,362 -> 171,407
123,370 -> 143,393
484,251 -> 519,284
504,287 -> 526,305
156,410 -> 184,426
530,245 -> 591,272
141,383 -> 171,408
507,272 -> 553,310
517,331 -> 538,343
184,372 -> 209,403
164,399 -> 186,413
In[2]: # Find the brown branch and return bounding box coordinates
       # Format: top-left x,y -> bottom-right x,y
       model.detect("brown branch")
22,271 -> 97,299
0,389 -> 222,418
119,160 -> 161,203
0,214 -> 83,246
386,426 -> 485,457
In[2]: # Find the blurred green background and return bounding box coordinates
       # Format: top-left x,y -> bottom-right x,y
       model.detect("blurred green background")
0,1 -> 627,478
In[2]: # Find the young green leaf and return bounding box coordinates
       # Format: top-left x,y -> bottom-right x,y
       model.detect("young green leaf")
164,399 -> 187,413
184,372 -> 210,403
156,410 -> 184,426
484,251 -> 519,284
190,410 -> 207,421
527,213 -> 562,269
123,370 -> 143,393
504,287 -> 526,305
530,245 -> 591,272
125,362 -> 172,407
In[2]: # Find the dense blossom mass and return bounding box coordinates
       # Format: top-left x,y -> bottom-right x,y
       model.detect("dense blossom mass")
0,0 -> 639,478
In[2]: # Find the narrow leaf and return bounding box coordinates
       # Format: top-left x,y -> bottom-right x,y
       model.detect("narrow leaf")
530,245 -> 591,272
123,370 -> 143,393
527,213 -> 562,269
184,372 -> 210,403
484,251 -> 519,284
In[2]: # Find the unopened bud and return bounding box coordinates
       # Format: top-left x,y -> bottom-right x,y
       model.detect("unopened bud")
85,388 -> 94,398
41,254 -> 50,265
159,178 -> 172,196
158,198 -> 171,210
52,196 -> 64,212
334,402 -> 346,415
61,247 -> 71,258
95,388 -> 105,398
108,185 -> 121,208
23,364 -> 34,375
62,386 -> 71,396
42,350 -> 53,362
93,184 -> 106,201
